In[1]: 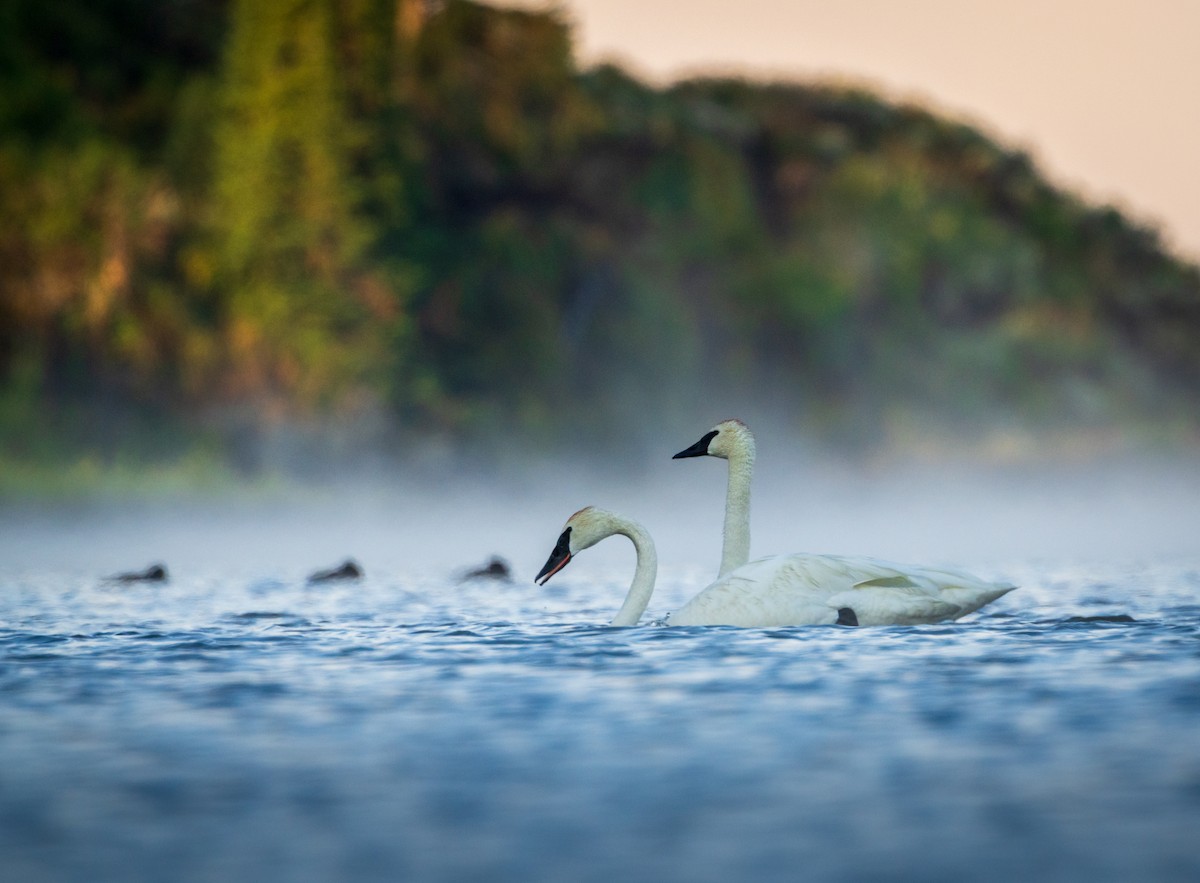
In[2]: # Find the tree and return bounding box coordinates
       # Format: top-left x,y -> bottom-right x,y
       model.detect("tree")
207,0 -> 398,412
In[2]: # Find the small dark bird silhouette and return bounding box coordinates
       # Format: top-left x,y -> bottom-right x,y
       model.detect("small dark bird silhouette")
307,559 -> 363,584
108,563 -> 169,583
1064,614 -> 1136,623
460,556 -> 512,582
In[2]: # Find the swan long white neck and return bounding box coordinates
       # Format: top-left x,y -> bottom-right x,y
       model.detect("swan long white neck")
609,518 -> 658,627
719,442 -> 754,577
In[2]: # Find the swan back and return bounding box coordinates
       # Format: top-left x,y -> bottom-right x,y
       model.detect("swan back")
668,553 -> 1015,627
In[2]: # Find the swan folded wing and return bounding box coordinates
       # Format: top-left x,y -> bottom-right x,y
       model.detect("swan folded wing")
844,563 -> 1015,623
886,563 -> 1016,615
852,574 -> 922,590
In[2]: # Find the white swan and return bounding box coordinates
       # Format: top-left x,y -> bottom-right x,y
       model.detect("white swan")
535,506 -> 1015,626
671,418 -> 1016,622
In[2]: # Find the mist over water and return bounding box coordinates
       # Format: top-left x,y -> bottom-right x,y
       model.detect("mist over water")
3,441 -> 1200,883
4,444 -> 1198,582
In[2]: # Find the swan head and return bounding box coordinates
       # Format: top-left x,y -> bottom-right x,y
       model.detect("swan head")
672,418 -> 755,461
535,506 -> 616,585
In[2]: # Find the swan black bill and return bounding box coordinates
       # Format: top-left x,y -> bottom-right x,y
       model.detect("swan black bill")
672,429 -> 718,459
536,527 -> 573,585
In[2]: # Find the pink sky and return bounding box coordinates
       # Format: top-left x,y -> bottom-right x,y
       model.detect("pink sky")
526,0 -> 1200,261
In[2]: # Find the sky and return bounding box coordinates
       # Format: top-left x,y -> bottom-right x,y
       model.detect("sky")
518,0 -> 1200,261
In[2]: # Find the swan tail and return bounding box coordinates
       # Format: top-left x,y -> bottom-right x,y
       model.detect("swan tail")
943,583 -> 1018,619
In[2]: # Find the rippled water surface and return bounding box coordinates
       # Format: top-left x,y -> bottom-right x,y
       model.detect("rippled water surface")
2,513 -> 1200,883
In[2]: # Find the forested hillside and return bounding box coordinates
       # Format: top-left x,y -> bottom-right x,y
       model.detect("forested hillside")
2,0 -> 1198,486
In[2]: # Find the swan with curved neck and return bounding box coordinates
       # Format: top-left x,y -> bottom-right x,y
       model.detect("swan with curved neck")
673,418 -> 755,576
535,506 -> 1014,627
536,507 -> 659,626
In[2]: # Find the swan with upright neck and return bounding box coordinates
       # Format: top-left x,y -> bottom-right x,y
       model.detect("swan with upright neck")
671,419 -> 1016,622
535,506 -> 1014,627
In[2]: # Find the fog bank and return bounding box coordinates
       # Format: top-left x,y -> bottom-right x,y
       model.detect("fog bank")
2,449 -> 1198,586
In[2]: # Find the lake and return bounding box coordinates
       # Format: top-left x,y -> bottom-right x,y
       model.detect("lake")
1,479 -> 1199,882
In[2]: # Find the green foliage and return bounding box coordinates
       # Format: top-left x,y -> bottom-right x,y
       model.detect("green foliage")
2,0 -> 1200,486
204,0 -> 387,407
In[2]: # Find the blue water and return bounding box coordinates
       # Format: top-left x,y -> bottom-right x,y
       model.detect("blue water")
2,521 -> 1200,882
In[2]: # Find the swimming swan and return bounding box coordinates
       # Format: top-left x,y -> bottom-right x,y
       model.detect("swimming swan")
535,506 -> 1014,626
672,419 -> 1016,620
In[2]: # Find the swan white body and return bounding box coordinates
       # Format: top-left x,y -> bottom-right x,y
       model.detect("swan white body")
669,552 -> 1014,627
536,507 -> 1015,627
671,419 -> 1017,623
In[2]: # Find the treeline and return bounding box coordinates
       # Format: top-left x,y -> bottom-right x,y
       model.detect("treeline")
2,0 -> 1199,479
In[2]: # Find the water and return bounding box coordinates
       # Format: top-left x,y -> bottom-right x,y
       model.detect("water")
2,506 -> 1200,882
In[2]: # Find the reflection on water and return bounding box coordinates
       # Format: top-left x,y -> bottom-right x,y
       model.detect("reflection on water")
1,554 -> 1199,883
